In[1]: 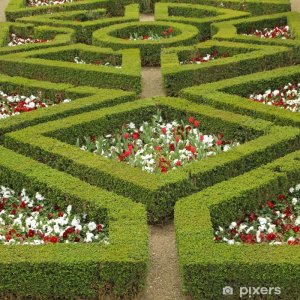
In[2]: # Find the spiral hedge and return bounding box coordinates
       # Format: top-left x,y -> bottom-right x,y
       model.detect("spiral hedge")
0,0 -> 300,298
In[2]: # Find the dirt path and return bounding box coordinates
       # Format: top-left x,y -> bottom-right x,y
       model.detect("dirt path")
0,0 -> 10,22
139,224 -> 189,300
291,0 -> 300,11
140,13 -> 155,22
141,67 -> 165,98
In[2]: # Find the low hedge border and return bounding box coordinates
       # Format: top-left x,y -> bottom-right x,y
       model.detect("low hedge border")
0,43 -> 142,93
212,12 -> 300,50
92,21 -> 200,66
175,150 -> 300,299
159,0 -> 291,15
0,145 -> 148,299
161,39 -> 293,96
4,97 -> 300,223
5,0 -> 108,22
180,64 -> 300,128
155,2 -> 250,40
16,4 -> 140,44
0,73 -> 136,139
0,22 -> 75,55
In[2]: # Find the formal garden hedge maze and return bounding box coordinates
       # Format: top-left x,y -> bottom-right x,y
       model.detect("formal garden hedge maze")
0,0 -> 299,299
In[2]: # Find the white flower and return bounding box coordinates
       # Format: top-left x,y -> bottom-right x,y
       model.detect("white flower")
88,222 -> 97,231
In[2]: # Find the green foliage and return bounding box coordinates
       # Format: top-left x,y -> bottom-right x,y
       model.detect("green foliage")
175,151 -> 300,299
181,65 -> 300,127
0,44 -> 141,93
162,40 -> 293,96
4,97 -> 300,223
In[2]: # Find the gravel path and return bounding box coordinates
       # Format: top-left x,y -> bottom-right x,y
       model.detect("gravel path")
0,0 -> 10,22
291,0 -> 300,11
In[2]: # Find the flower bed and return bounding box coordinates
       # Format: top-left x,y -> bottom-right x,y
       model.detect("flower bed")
179,50 -> 228,65
128,27 -> 173,41
77,111 -> 239,173
0,90 -> 71,119
27,0 -> 74,7
8,33 -> 51,47
214,184 -> 300,245
244,25 -> 292,39
0,186 -> 108,245
74,57 -> 122,68
249,82 -> 300,113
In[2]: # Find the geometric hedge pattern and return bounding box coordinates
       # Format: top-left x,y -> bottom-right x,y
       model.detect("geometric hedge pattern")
0,0 -> 299,299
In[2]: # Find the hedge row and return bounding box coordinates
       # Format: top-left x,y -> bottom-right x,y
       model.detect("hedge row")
0,23 -> 75,55
4,97 -> 300,223
161,40 -> 293,96
0,145 -> 148,299
181,64 -> 300,128
155,2 -> 250,40
0,43 -> 142,93
92,21 -> 200,66
16,4 -> 140,44
0,73 -> 136,139
212,12 -> 300,49
5,0 -> 108,21
158,0 -> 291,15
175,150 -> 300,299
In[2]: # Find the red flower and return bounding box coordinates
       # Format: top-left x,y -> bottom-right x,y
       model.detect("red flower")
189,117 -> 194,123
168,27 -> 173,34
267,201 -> 275,209
27,229 -> 35,237
293,226 -> 299,233
124,133 -> 130,139
154,145 -> 162,151
50,236 -> 59,243
216,140 -> 222,146
97,224 -> 103,232
143,35 -> 149,40
169,143 -> 175,151
194,120 -> 200,127
176,160 -> 181,166
278,194 -> 285,200
162,127 -> 167,134
161,166 -> 168,173
266,232 -> 276,241
58,212 -> 64,217
132,132 -> 139,140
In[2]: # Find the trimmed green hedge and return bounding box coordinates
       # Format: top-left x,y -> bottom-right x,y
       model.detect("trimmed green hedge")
159,0 -> 291,15
92,21 -> 200,66
161,40 -> 293,96
175,150 -> 300,299
0,73 -> 137,139
212,12 -> 300,49
16,4 -> 140,44
181,65 -> 300,127
0,145 -> 148,298
0,22 -> 75,55
155,2 -> 250,40
5,0 -> 108,21
0,43 -> 142,93
4,97 -> 300,223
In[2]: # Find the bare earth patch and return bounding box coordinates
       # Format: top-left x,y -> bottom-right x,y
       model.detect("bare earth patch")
141,67 -> 165,98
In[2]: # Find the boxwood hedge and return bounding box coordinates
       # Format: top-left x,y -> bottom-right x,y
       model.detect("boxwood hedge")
175,150 -> 300,299
16,4 -> 140,44
0,43 -> 142,93
0,73 -> 136,139
161,40 -> 293,96
4,97 -> 300,223
181,65 -> 300,127
0,22 -> 75,55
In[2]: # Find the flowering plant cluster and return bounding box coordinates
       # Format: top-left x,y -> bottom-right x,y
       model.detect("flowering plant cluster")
27,0 -> 74,7
8,33 -> 50,47
74,57 -> 122,68
0,186 -> 108,245
180,50 -> 228,65
245,25 -> 292,39
214,183 -> 300,245
0,90 -> 71,120
249,82 -> 300,113
128,27 -> 173,41
77,111 -> 239,173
